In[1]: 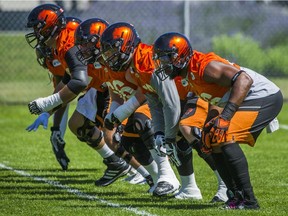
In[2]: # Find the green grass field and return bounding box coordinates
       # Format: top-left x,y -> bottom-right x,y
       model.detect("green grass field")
0,103 -> 287,216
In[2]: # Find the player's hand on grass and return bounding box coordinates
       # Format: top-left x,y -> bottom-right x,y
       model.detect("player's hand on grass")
50,127 -> 70,170
26,112 -> 50,132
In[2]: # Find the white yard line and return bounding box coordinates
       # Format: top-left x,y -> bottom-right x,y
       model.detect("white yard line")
0,163 -> 157,216
280,124 -> 288,130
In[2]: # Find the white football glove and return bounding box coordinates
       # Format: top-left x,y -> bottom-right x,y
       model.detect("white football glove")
28,93 -> 63,115
164,141 -> 182,167
154,133 -> 167,157
154,133 -> 182,166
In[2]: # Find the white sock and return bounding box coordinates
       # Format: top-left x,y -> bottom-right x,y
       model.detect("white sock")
149,150 -> 178,183
58,104 -> 69,138
96,144 -> 114,158
144,160 -> 158,183
180,173 -> 198,189
136,165 -> 150,178
214,170 -> 226,187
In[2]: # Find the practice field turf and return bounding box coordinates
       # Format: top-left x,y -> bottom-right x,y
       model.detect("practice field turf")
0,104 -> 287,216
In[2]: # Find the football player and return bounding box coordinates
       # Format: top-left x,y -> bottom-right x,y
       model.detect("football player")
100,22 -> 228,200
176,82 -> 227,202
74,18 -> 154,188
152,32 -> 283,209
100,22 -> 183,196
25,4 -> 131,185
26,16 -> 81,170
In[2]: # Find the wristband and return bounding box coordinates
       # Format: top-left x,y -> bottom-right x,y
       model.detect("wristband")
51,126 -> 60,131
113,96 -> 140,122
108,101 -> 121,113
220,101 -> 239,121
38,92 -> 63,112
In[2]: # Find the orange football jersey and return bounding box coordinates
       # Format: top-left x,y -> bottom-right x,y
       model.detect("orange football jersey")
186,51 -> 240,105
56,28 -> 76,69
87,64 -> 110,92
45,50 -> 66,77
131,43 -> 191,100
106,69 -> 138,101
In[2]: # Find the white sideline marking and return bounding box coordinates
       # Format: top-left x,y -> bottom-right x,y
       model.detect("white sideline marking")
280,124 -> 288,130
0,163 -> 157,216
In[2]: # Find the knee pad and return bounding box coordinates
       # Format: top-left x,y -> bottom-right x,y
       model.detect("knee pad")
121,136 -> 153,166
87,130 -> 103,148
189,126 -> 212,158
76,117 -> 102,148
76,117 -> 95,142
133,113 -> 155,150
191,127 -> 201,141
115,145 -> 126,157
176,138 -> 192,157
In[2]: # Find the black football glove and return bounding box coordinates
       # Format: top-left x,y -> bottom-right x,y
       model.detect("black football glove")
50,127 -> 70,170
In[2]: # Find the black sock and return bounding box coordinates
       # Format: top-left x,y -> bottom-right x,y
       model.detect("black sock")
176,139 -> 193,176
212,152 -> 237,192
221,143 -> 257,202
203,154 -> 217,171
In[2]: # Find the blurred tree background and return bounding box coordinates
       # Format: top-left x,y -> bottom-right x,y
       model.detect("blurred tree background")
0,0 -> 287,104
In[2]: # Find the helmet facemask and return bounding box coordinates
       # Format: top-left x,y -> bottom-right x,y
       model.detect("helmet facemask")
76,35 -> 101,65
75,18 -> 109,66
153,32 -> 193,81
100,22 -> 141,72
101,38 -> 133,71
153,46 -> 185,81
35,44 -> 52,68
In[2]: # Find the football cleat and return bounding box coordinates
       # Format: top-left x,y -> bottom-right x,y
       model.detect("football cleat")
124,170 -> 146,185
236,200 -> 260,210
174,187 -> 203,200
95,158 -> 131,186
221,190 -> 260,210
153,181 -> 179,197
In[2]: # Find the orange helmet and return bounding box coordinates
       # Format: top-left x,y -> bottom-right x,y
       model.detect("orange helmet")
66,16 -> 82,30
75,18 -> 109,65
153,32 -> 193,80
25,4 -> 66,48
100,22 -> 141,71
34,17 -> 81,69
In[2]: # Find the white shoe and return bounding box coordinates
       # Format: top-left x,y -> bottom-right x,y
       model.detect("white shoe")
124,171 -> 146,185
174,187 -> 203,200
210,185 -> 228,203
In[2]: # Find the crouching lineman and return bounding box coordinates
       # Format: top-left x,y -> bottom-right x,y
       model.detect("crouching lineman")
25,4 -> 130,185
99,22 -> 182,196
152,32 -> 283,209
26,16 -> 82,170
74,18 -> 156,188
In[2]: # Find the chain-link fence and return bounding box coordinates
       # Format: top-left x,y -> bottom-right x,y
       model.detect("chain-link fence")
1,0 -> 288,104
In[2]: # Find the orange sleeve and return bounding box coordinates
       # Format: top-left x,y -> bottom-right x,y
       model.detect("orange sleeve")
197,52 -> 241,78
56,28 -> 76,69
